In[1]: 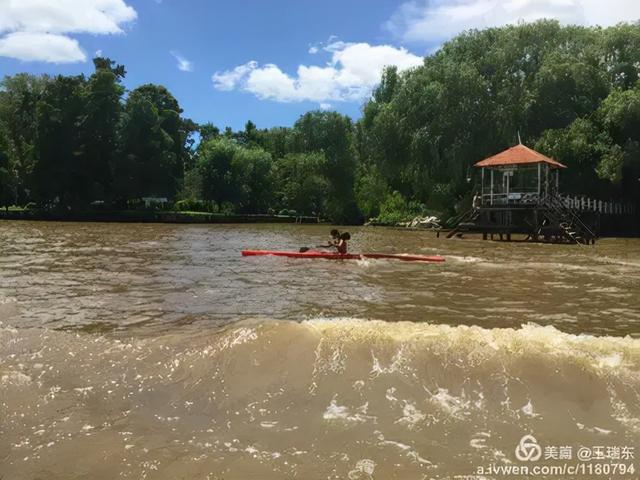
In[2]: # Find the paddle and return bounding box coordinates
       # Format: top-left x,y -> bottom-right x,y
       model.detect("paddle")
299,245 -> 334,253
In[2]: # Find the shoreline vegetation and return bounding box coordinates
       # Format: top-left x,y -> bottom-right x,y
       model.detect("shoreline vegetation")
0,207 -> 321,224
1,21 -> 640,230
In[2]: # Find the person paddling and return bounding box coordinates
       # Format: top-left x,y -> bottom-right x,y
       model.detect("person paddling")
334,232 -> 350,254
327,229 -> 341,248
299,229 -> 341,253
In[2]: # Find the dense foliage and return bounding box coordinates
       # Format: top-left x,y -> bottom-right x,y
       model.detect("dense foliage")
1,21 -> 640,223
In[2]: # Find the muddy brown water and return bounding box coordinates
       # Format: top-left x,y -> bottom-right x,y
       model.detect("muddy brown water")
1,222 -> 639,479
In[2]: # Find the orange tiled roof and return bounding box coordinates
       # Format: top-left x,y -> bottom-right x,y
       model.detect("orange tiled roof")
474,144 -> 567,169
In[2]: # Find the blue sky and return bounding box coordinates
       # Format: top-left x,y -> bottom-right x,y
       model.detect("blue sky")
0,0 -> 638,130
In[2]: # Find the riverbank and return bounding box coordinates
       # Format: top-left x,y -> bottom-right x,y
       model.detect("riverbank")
0,209 -> 322,224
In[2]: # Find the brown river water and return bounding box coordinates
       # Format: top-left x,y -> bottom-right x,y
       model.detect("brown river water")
1,222 -> 639,479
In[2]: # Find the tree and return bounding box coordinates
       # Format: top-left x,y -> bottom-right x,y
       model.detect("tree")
597,84 -> 640,198
355,19 -> 640,220
0,129 -> 14,208
535,119 -> 614,194
230,147 -> 273,213
355,164 -> 388,219
236,120 -> 260,147
291,111 -> 359,222
196,138 -> 238,204
273,152 -> 328,215
0,74 -> 48,203
117,84 -> 193,200
528,52 -> 608,134
80,57 -> 126,202
116,89 -> 176,199
199,122 -> 220,143
33,75 -> 87,207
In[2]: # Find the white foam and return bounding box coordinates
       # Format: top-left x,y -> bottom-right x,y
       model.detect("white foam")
426,388 -> 470,418
576,422 -> 612,435
447,255 -> 485,263
520,400 -> 541,418
597,353 -> 623,369
470,432 -> 491,449
370,345 -> 412,377
348,459 -> 376,479
375,431 -> 432,465
1,371 -> 32,386
323,396 -> 375,424
395,402 -> 427,429
219,327 -> 258,351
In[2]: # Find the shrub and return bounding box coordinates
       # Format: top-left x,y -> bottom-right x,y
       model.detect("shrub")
369,191 -> 425,225
174,199 -> 218,213
219,201 -> 235,215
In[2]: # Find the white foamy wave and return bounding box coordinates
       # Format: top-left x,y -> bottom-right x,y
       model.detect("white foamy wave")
446,255 -> 485,264
302,318 -> 640,367
1,319 -> 639,480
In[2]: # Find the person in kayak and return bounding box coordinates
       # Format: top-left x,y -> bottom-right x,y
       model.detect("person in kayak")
335,232 -> 350,254
328,229 -> 340,247
317,229 -> 340,250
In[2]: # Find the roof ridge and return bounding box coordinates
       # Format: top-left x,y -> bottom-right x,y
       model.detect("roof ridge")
474,144 -> 567,169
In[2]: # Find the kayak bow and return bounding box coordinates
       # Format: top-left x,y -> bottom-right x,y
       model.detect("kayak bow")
241,250 -> 445,263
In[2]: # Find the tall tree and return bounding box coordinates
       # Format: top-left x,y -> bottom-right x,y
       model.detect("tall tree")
273,152 -> 328,215
33,75 -> 87,207
0,128 -> 14,208
0,74 -> 48,202
117,84 -> 193,200
230,147 -> 273,213
196,138 -> 238,204
116,89 -> 175,199
80,57 -> 126,201
291,111 -> 359,222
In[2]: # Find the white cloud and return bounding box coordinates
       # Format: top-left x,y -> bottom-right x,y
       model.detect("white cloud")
0,32 -> 86,63
386,0 -> 640,43
0,0 -> 136,63
170,51 -> 193,72
319,103 -> 333,110
213,61 -> 259,91
212,41 -> 422,103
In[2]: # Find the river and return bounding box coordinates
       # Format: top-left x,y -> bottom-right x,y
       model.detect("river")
1,222 -> 639,479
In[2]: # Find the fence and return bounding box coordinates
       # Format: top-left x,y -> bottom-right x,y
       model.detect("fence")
480,192 -> 635,215
559,195 -> 636,216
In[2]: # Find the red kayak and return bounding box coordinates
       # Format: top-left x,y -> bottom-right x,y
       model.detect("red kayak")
241,250 -> 445,263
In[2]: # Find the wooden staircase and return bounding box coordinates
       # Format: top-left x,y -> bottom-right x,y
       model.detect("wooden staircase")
445,208 -> 480,238
540,196 -> 597,245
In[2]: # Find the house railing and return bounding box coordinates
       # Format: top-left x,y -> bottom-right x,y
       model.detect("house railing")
558,195 -> 636,215
480,193 -> 636,215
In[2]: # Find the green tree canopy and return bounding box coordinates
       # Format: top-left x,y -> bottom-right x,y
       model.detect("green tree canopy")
273,152 -> 328,216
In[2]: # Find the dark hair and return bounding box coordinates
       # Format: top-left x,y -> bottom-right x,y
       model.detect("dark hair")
340,232 -> 351,240
330,229 -> 340,237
